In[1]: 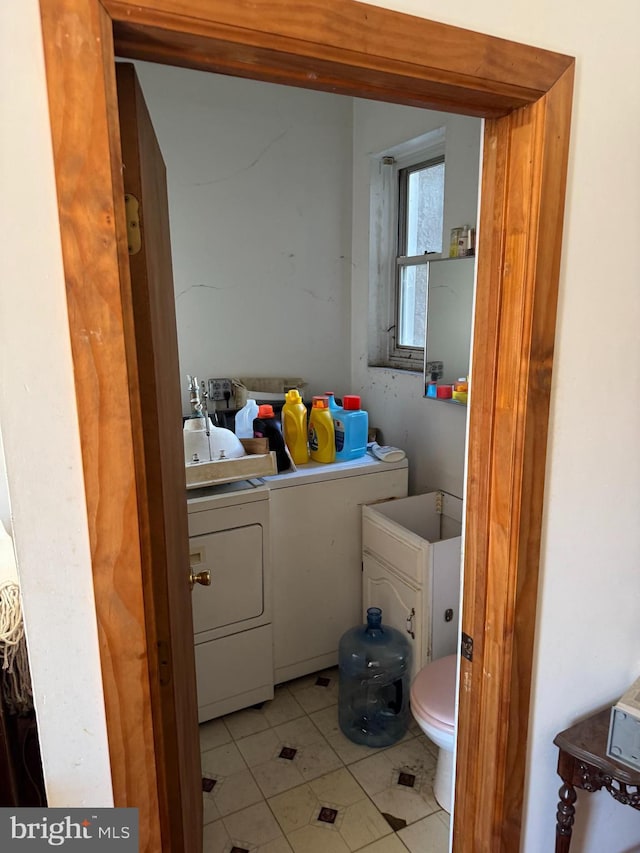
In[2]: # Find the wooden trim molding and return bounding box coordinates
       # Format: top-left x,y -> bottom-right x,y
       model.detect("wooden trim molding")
38,0 -> 574,850
456,65 -> 574,851
38,1 -> 163,848
106,0 -> 571,118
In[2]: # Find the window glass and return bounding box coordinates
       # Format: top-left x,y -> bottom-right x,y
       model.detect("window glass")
397,264 -> 428,348
405,161 -> 445,256
394,156 -> 445,358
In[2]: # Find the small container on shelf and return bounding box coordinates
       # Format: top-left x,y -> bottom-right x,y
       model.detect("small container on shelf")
452,377 -> 468,404
449,227 -> 462,259
426,372 -> 439,398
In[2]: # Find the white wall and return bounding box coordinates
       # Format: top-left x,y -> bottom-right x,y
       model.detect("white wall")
0,0 -> 113,806
131,62 -> 354,413
352,104 -> 481,496
360,2 -> 640,852
0,431 -> 11,533
4,2 -> 640,851
131,62 -> 480,463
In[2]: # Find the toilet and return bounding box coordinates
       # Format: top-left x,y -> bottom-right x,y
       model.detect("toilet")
410,654 -> 457,813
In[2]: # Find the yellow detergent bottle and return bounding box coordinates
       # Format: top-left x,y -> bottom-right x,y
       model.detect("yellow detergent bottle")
282,389 -> 309,465
308,396 -> 335,463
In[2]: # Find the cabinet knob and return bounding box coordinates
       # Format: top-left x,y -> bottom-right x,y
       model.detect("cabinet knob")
189,569 -> 211,590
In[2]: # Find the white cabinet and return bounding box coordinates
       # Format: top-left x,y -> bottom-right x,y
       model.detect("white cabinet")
187,481 -> 273,721
265,456 -> 409,683
362,491 -> 462,682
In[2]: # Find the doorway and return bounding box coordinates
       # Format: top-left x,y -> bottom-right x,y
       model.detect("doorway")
129,60 -> 482,496
131,67 -> 480,844
38,2 -> 575,850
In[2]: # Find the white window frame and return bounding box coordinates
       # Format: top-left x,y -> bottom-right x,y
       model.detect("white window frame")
393,154 -> 445,363
368,128 -> 446,372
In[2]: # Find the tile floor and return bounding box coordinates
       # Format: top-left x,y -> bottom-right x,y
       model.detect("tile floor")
200,667 -> 450,853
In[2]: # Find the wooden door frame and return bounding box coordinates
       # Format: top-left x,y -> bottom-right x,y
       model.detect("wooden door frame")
38,1 -> 574,850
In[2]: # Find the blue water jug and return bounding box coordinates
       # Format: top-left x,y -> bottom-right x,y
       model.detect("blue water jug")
338,607 -> 411,747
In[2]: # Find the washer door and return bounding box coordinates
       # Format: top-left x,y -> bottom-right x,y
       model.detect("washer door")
190,523 -> 264,639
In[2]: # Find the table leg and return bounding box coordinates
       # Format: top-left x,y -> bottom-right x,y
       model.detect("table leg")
555,780 -> 577,853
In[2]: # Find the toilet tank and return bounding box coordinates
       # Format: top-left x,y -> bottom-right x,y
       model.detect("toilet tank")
362,491 -> 462,681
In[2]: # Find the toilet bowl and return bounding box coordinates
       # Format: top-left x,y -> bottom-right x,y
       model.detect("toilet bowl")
410,654 -> 457,813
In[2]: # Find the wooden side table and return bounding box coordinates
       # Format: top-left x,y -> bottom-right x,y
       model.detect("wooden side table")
554,708 -> 640,852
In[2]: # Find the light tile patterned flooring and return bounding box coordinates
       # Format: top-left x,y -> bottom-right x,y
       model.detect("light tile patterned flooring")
200,667 -> 450,853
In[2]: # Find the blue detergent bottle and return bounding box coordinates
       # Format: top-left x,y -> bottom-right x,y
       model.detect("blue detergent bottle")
334,394 -> 368,461
338,607 -> 411,746
324,391 -> 342,412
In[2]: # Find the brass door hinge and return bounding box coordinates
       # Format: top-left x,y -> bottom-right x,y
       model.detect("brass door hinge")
461,632 -> 473,662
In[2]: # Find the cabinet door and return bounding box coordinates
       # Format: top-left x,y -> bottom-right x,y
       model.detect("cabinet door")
431,536 -> 462,660
362,554 -> 423,682
190,523 -> 264,641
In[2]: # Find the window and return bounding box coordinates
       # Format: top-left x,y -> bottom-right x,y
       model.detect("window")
393,157 -> 445,360
367,128 -> 447,371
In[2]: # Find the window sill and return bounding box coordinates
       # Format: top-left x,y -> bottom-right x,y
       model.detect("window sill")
368,363 -> 423,377
423,395 -> 467,407
367,361 -> 424,376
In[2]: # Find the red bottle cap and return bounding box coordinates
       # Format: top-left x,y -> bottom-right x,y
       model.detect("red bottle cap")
436,386 -> 453,399
257,404 -> 275,418
343,395 -> 361,410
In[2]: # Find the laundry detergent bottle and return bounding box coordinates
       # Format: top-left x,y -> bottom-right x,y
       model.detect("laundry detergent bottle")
334,395 -> 368,461
308,396 -> 335,463
253,404 -> 290,472
282,389 -> 309,465
324,391 -> 342,412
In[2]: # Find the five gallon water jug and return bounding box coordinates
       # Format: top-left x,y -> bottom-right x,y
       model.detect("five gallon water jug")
338,607 -> 411,747
334,395 -> 368,461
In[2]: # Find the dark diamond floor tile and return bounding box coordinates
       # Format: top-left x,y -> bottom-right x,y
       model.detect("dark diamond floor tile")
397,771 -> 416,788
318,806 -> 338,824
315,677 -> 331,687
382,812 -> 408,832
202,777 -> 216,793
279,746 -> 297,760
